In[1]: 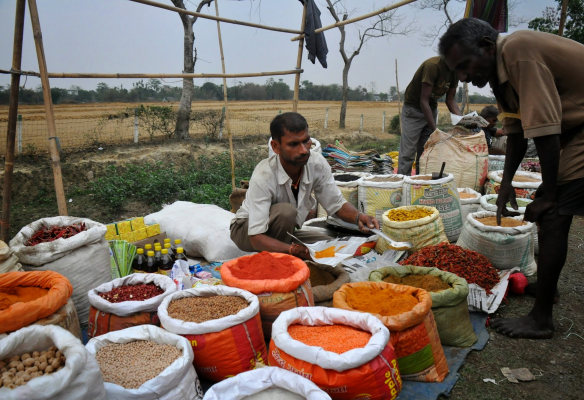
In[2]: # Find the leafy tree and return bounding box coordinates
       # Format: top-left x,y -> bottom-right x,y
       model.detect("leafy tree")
529,0 -> 584,44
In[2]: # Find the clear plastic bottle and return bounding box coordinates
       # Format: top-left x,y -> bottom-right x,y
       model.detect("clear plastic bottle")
164,243 -> 175,262
145,251 -> 158,274
144,244 -> 152,254
154,245 -> 162,264
175,247 -> 187,262
173,239 -> 187,257
158,249 -> 173,276
132,248 -> 146,273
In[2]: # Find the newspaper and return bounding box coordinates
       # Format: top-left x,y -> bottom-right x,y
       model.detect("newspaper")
451,111 -> 489,128
298,235 -> 378,267
341,249 -> 407,282
467,268 -> 519,314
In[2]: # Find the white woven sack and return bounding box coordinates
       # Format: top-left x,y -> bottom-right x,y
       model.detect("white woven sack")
272,307 -> 389,372
144,201 -> 253,262
88,274 -> 177,317
457,188 -> 481,224
85,325 -> 202,400
0,325 -> 106,400
357,175 -> 404,222
402,173 -> 463,242
269,138 -> 322,157
484,170 -> 542,199
457,211 -> 536,276
0,241 -> 22,274
10,217 -> 111,328
203,367 -> 331,400
488,155 -> 506,172
158,286 -> 259,335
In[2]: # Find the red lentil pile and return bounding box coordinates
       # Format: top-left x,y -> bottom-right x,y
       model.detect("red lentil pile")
400,243 -> 500,293
98,284 -> 164,303
288,324 -> 372,354
230,252 -> 298,280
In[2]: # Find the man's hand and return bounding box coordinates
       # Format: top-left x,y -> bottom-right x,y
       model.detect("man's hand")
524,198 -> 554,222
496,181 -> 521,225
289,243 -> 311,260
358,213 -> 380,234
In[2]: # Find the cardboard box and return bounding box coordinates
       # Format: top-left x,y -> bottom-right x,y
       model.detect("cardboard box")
106,224 -> 118,237
117,221 -> 132,234
131,217 -> 145,231
133,228 -> 148,242
133,232 -> 167,249
146,224 -> 161,237
120,231 -> 136,243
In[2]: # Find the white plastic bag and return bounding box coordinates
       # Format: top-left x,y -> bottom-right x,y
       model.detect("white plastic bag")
357,174 -> 404,222
10,217 -> 111,328
0,325 -> 106,400
484,170 -> 542,199
457,211 -> 536,276
269,138 -> 322,157
88,273 -> 177,317
85,325 -> 202,400
457,188 -> 481,224
144,201 -> 253,262
202,367 -> 332,400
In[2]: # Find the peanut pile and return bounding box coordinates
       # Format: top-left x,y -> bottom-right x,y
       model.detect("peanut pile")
96,340 -> 181,389
168,295 -> 249,323
0,346 -> 66,389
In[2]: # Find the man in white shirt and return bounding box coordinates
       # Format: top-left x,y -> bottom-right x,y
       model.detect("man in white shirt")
230,112 -> 379,260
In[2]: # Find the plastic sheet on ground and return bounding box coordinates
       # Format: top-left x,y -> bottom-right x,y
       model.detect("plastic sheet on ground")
468,268 -> 519,314
298,235 -> 378,266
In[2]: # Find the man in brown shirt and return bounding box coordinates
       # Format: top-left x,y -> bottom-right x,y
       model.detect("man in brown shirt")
439,18 -> 584,339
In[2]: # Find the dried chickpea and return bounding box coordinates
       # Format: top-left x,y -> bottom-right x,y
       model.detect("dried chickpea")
32,351 -> 40,358
39,362 -> 48,371
30,371 -> 43,378
8,361 -> 19,369
0,367 -> 6,373
26,366 -> 38,373
49,346 -> 57,353
2,372 -> 13,378
23,358 -> 35,367
34,361 -> 40,367
20,354 -> 31,362
55,351 -> 62,359
14,378 -> 24,386
6,383 -> 17,389
0,361 -> 5,368
15,371 -> 25,378
40,351 -> 46,357
45,351 -> 55,359
8,356 -> 20,363
39,355 -> 47,363
50,359 -> 60,369
21,373 -> 31,382
3,378 -> 13,385
45,366 -> 54,374
16,363 -> 24,371
8,368 -> 16,374
60,355 -> 66,364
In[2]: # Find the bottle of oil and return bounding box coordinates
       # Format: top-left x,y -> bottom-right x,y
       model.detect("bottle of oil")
174,239 -> 187,257
154,244 -> 162,264
145,251 -> 157,274
164,243 -> 175,262
132,248 -> 145,273
158,249 -> 173,276
175,247 -> 187,263
144,244 -> 152,254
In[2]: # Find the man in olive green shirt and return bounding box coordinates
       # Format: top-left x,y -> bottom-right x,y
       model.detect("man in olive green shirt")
398,56 -> 462,175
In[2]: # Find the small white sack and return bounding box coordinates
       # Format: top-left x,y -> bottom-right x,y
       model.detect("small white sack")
88,273 -> 177,317
272,307 -> 389,372
457,211 -> 536,276
0,325 -> 106,400
203,367 -> 332,400
457,188 -> 481,224
269,138 -> 322,157
85,325 -> 202,400
145,201 -> 253,262
158,286 -> 259,335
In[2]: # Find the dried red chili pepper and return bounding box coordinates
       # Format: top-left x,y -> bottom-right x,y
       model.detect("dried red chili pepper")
98,284 -> 164,303
25,223 -> 87,246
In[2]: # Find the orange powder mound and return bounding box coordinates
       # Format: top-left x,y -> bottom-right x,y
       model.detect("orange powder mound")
230,251 -> 299,280
288,324 -> 372,354
345,286 -> 419,317
315,245 -> 346,259
459,192 -> 477,199
0,286 -> 50,311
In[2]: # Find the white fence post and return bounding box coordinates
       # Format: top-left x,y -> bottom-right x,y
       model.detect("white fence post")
382,111 -> 386,133
360,114 -> 364,132
133,108 -> 139,144
17,114 -> 22,155
324,107 -> 329,130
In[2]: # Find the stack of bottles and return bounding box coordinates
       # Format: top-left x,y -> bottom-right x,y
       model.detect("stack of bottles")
132,238 -> 188,276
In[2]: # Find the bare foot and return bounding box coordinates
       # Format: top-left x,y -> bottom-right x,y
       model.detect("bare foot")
524,282 -> 560,304
490,315 -> 554,339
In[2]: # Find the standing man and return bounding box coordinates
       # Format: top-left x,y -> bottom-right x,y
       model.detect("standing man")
480,105 -> 506,155
439,18 -> 584,339
398,56 -> 463,175
230,112 -> 379,260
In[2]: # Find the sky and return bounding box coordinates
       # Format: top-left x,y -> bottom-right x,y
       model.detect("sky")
0,0 -> 556,96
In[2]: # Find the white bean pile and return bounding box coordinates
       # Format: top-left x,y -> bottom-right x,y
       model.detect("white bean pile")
0,346 -> 65,389
96,340 -> 181,389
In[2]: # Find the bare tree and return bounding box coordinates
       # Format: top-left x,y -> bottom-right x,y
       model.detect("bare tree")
325,0 -> 412,129
171,0 -> 214,139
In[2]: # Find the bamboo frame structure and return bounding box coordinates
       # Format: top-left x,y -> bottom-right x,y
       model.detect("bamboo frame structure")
292,1 -> 307,113
0,69 -> 304,79
1,0 -> 26,243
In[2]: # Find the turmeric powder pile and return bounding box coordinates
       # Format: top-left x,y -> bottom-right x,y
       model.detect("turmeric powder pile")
345,286 -> 418,317
386,207 -> 433,222
0,287 -> 50,311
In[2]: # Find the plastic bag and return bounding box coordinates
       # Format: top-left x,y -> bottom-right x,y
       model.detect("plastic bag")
457,188 -> 482,224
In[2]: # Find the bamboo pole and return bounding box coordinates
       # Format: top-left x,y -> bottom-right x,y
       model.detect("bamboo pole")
292,1 -> 307,112
28,0 -> 68,216
0,69 -> 304,79
291,0 -> 418,41
129,0 -> 303,34
214,0 -> 236,191
395,59 -> 402,135
1,0 -> 26,243
558,0 -> 569,36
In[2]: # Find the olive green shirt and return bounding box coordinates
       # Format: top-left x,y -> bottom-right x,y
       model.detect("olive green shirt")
404,56 -> 458,111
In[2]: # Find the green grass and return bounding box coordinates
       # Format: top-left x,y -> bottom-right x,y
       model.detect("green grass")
348,136 -> 400,154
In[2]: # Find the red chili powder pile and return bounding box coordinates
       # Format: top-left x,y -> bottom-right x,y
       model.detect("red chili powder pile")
288,324 -> 372,354
230,251 -> 299,280
0,287 -> 50,311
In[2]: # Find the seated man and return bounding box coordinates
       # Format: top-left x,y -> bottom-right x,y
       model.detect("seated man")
230,112 -> 379,260
480,105 -> 506,155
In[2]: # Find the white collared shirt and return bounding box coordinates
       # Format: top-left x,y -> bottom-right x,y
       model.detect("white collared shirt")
234,153 -> 346,235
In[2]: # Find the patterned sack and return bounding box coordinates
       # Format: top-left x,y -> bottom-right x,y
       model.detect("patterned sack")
357,174 -> 404,223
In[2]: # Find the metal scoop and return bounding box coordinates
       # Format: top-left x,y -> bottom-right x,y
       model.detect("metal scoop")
369,228 -> 412,251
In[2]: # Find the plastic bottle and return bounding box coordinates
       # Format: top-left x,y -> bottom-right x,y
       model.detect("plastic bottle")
145,251 -> 157,274
164,243 -> 175,262
158,249 -> 173,276
174,239 -> 187,257
144,244 -> 152,254
154,245 -> 162,264
164,238 -> 171,246
132,248 -> 146,273
175,247 -> 187,262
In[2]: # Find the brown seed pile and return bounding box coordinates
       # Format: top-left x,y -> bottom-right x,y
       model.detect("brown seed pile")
96,340 -> 181,389
0,346 -> 66,389
368,176 -> 402,182
167,295 -> 249,323
477,216 -> 526,227
308,264 -> 336,287
410,175 -> 433,181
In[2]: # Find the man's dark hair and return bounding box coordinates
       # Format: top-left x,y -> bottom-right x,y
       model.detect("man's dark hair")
438,18 -> 499,57
480,105 -> 499,119
270,112 -> 308,142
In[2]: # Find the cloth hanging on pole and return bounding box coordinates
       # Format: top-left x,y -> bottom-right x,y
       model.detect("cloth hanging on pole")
299,0 -> 328,68
464,0 -> 508,33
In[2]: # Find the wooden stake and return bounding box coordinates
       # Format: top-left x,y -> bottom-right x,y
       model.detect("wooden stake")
215,0 -> 236,191
1,0 -> 26,242
28,0 -> 68,216
0,69 -> 304,79
292,1 -> 307,112
395,59 -> 402,135
558,0 -> 569,36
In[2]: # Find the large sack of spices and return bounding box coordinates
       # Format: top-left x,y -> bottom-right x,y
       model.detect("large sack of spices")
144,201 -> 253,262
457,211 -> 536,276
418,129 -> 489,192
87,274 -> 176,339
484,170 -> 542,199
369,265 -> 477,347
318,172 -> 370,218
203,367 -> 332,400
0,271 -> 73,334
221,252 -> 314,339
334,281 -> 449,382
305,261 -> 351,305
86,324 -> 202,400
0,241 -> 22,274
158,286 -> 267,383
0,325 -> 106,400
268,307 -> 402,400
10,217 -> 110,329
401,173 -> 463,242
375,206 -> 448,255
357,174 -> 404,223
457,188 -> 481,224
